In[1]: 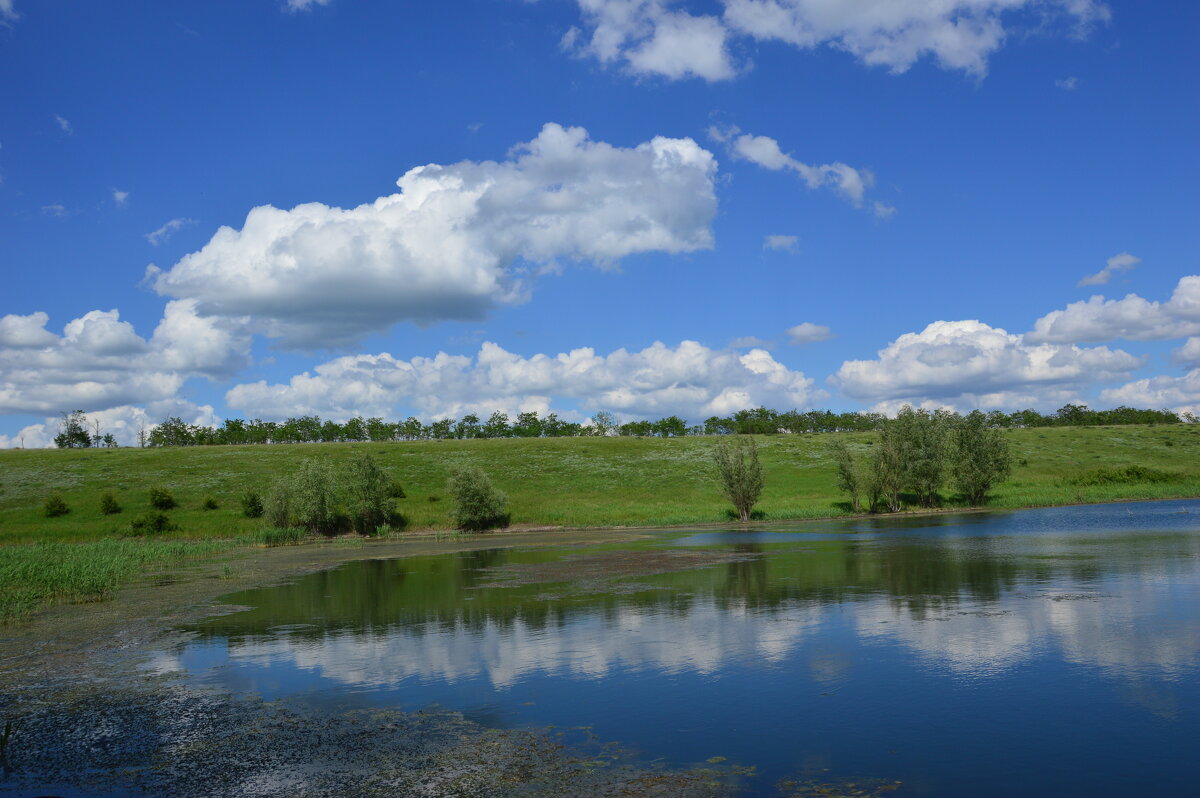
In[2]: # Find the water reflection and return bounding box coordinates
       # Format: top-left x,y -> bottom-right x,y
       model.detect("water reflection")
166,500 -> 1200,797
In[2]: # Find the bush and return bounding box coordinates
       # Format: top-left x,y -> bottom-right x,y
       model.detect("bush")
241,490 -> 264,518
290,459 -> 340,534
99,493 -> 122,515
148,488 -> 176,510
201,495 -> 219,511
388,479 -> 406,499
1070,465 -> 1176,486
44,494 -> 70,518
712,439 -> 764,522
346,452 -> 394,535
129,511 -> 175,536
264,479 -> 293,529
447,466 -> 508,531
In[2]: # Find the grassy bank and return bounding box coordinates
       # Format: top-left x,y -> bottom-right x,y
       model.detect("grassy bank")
1,424 -> 1197,545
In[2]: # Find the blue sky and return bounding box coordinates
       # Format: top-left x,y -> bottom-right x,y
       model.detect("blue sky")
1,0 -> 1197,445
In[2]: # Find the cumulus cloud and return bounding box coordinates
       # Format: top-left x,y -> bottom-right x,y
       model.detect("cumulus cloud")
154,123 -> 718,348
763,234 -> 798,252
566,1 -> 737,81
0,301 -> 249,417
112,188 -> 129,207
1028,275 -> 1200,344
565,1 -> 1109,81
285,0 -> 333,11
145,217 -> 196,246
1078,251 -> 1139,287
786,322 -> 832,345
719,128 -> 880,209
832,319 -> 1142,410
225,340 -> 823,422
1101,370 -> 1200,417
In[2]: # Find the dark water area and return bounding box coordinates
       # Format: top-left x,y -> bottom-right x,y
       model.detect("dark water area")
167,500 -> 1200,796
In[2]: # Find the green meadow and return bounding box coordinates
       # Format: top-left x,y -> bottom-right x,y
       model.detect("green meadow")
2,424 -> 1197,544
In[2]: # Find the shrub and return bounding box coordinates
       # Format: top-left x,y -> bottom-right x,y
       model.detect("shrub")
148,488 -> 176,510
345,452 -> 394,535
201,495 -> 219,510
44,494 -> 70,518
828,440 -> 862,513
290,459 -> 340,535
129,511 -> 175,536
99,493 -> 122,515
241,490 -> 265,518
447,466 -> 508,531
388,479 -> 406,499
1070,465 -> 1176,486
712,439 -> 764,522
264,480 -> 293,529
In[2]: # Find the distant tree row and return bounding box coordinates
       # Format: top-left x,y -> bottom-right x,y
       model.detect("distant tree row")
49,402 -> 1190,449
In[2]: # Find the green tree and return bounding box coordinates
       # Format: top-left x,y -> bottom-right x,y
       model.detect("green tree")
290,458 -> 340,534
828,439 -> 862,513
54,410 -> 92,448
447,465 -> 509,531
952,410 -> 1013,505
713,438 -> 765,522
345,452 -> 394,534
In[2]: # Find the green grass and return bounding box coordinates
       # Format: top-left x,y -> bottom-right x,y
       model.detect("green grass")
0,424 -> 1197,545
0,538 -> 233,621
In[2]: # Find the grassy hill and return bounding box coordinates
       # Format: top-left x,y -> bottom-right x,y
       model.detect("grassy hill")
2,424 -> 1198,545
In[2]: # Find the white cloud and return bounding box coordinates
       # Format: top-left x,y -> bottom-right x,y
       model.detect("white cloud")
41,204 -> 66,217
763,234 -> 798,252
1078,251 -> 1139,287
786,322 -> 832,345
155,123 -> 718,348
54,114 -> 72,134
1101,370 -> 1200,416
145,217 -> 196,246
729,335 -> 771,349
285,0 -> 333,12
725,129 -> 879,208
567,1 -> 737,81
832,319 -> 1142,409
1028,275 -> 1200,344
566,1 -> 1109,81
112,188 -> 130,207
1056,75 -> 1080,90
0,1 -> 18,22
872,201 -> 897,219
0,302 -> 249,417
1172,337 -> 1200,368
225,339 -> 823,422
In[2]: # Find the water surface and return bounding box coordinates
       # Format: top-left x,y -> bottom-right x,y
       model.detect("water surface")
167,500 -> 1200,795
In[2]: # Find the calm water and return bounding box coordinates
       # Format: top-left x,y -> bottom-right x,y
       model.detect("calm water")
166,500 -> 1200,796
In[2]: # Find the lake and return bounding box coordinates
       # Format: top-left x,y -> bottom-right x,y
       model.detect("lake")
165,500 -> 1200,796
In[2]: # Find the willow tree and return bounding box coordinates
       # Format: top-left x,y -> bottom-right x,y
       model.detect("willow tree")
713,439 -> 765,522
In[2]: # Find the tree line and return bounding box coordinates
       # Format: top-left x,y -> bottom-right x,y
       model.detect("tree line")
50,402 -> 1189,449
